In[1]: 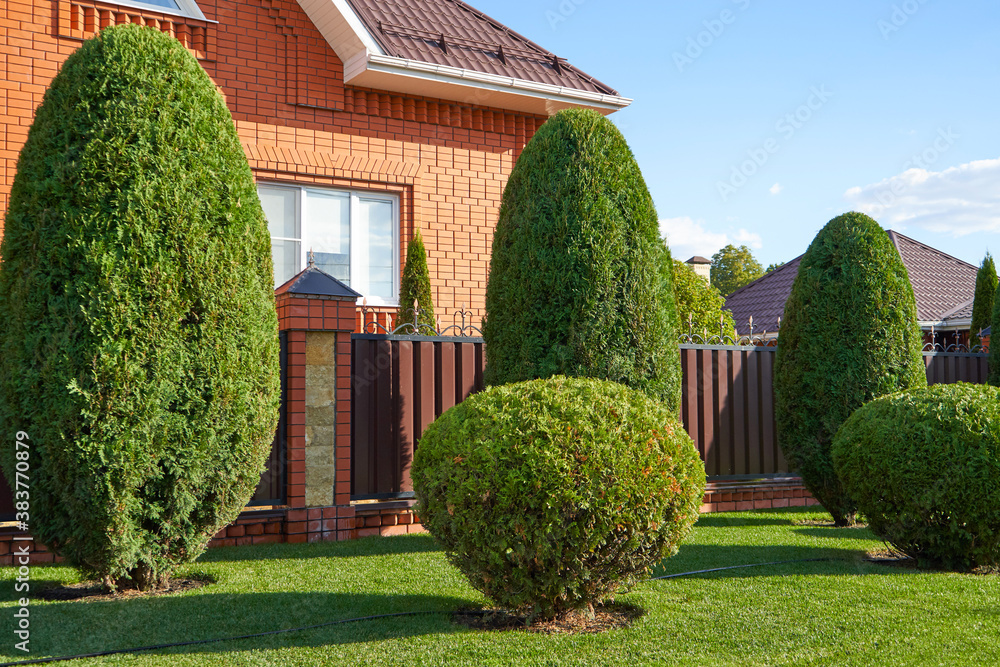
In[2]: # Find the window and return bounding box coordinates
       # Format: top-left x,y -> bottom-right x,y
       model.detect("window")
257,184 -> 399,305
108,0 -> 207,21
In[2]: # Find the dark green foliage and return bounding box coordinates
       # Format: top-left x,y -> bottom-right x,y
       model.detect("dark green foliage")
710,244 -> 763,296
672,260 -> 736,339
833,384 -> 1000,571
397,229 -> 435,333
992,288 -> 1000,386
774,212 -> 926,526
971,252 -> 997,349
0,25 -> 280,589
483,109 -> 681,410
412,376 -> 706,621
765,262 -> 785,274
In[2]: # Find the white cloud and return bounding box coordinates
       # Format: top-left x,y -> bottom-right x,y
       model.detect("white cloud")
659,217 -> 763,261
843,158 -> 1000,236
769,183 -> 783,195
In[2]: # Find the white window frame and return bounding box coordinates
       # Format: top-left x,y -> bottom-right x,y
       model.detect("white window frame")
260,182 -> 400,307
106,0 -> 209,22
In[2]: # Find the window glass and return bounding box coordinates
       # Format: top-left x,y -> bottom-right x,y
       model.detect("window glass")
140,0 -> 181,9
305,190 -> 351,284
256,184 -> 398,303
359,197 -> 395,301
259,186 -> 298,239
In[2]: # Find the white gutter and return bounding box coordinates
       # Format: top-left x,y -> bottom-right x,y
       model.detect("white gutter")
361,53 -> 632,112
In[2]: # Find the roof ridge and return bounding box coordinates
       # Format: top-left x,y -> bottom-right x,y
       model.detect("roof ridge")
886,228 -> 978,270
938,297 -> 975,321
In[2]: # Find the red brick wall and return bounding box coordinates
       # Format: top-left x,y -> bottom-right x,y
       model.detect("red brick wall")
1,0 -> 547,329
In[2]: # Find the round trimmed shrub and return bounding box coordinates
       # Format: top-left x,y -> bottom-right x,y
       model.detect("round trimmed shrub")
0,25 -> 280,589
483,109 -> 681,410
774,212 -> 926,526
411,376 -> 706,621
832,384 -> 1000,571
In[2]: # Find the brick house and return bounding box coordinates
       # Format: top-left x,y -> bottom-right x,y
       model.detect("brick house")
0,0 -> 631,558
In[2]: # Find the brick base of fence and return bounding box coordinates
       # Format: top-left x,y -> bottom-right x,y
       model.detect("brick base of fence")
701,476 -> 819,513
1,478 -> 817,564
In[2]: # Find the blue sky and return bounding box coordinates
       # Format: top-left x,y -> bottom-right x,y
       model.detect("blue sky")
471,0 -> 1000,269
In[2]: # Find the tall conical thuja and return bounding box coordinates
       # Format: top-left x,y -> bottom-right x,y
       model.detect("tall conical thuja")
0,25 -> 280,589
483,109 -> 681,410
971,252 -> 997,349
398,229 -> 435,333
774,212 -> 926,526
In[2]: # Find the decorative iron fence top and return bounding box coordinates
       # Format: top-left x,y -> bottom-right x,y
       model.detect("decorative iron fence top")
359,301 -> 483,338
678,316 -> 988,354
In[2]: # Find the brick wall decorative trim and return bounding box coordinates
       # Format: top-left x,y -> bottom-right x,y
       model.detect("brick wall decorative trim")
56,0 -> 215,60
244,143 -> 422,184
344,87 -> 545,138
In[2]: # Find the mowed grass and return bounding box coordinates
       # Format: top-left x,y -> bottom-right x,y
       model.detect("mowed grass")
1,506 -> 998,666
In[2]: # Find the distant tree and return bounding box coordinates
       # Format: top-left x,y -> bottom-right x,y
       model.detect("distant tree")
672,260 -> 736,339
970,252 -> 997,349
711,244 -> 764,296
765,262 -> 785,274
398,229 -> 435,333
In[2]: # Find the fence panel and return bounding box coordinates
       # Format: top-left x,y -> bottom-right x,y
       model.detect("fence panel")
351,334 -> 485,501
924,352 -> 989,385
680,345 -> 786,477
250,331 -> 288,505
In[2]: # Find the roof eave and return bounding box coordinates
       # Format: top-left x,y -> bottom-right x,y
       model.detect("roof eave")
918,319 -> 972,330
347,53 -> 632,116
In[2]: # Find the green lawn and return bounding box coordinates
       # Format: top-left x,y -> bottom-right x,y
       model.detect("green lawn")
2,506 -> 998,666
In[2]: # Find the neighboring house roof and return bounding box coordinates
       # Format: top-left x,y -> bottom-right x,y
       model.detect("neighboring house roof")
887,231 -> 979,325
725,257 -> 802,335
685,256 -> 711,265
297,0 -> 631,115
983,326 -> 992,337
724,231 -> 978,335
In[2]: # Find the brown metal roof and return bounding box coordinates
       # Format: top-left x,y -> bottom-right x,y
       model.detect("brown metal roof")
345,0 -> 619,96
724,231 -> 978,335
887,231 -> 979,323
725,257 -> 802,336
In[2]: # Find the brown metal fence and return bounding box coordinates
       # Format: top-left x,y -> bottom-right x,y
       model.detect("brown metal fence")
680,345 -> 786,477
250,331 -> 287,506
924,351 -> 990,385
351,334 -> 485,500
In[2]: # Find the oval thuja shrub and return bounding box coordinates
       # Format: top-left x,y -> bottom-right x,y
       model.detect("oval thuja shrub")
412,376 -> 706,621
0,25 -> 280,590
774,212 -> 926,526
483,108 -> 681,410
832,384 -> 1000,571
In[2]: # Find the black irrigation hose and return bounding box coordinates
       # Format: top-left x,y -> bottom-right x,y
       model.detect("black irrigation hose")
649,557 -> 841,580
0,610 -> 474,667
3,557 -> 864,666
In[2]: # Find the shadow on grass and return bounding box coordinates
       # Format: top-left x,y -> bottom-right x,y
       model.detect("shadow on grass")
196,532 -> 442,563
793,527 -> 876,540
0,591 -> 474,661
649,542 -> 915,581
